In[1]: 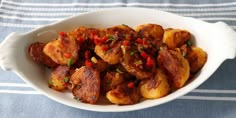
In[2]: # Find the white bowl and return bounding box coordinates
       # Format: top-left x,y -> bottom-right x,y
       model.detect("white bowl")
0,8 -> 236,112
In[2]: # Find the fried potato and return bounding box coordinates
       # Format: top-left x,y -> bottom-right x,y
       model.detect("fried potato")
187,46 -> 207,73
106,82 -> 140,105
120,47 -> 153,79
70,66 -> 100,104
139,69 -> 170,99
72,27 -> 106,39
163,29 -> 191,49
101,72 -> 125,93
135,24 -> 164,47
107,25 -> 137,40
28,42 -> 58,67
95,42 -> 122,64
43,33 -> 79,65
91,58 -> 109,72
49,65 -> 70,91
157,49 -> 190,89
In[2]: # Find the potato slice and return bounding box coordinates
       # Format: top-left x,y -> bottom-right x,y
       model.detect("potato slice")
135,24 -> 164,47
70,66 -> 100,104
139,69 -> 170,99
101,72 -> 125,93
28,42 -> 57,67
106,82 -> 140,105
95,42 -> 122,64
107,25 -> 137,41
157,49 -> 190,89
49,65 -> 70,91
187,46 -> 207,73
43,33 -> 79,65
163,29 -> 191,49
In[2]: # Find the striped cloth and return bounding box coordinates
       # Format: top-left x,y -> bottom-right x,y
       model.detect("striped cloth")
1,0 -> 236,118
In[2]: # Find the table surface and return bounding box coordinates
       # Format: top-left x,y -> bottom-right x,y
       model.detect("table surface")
1,0 -> 236,118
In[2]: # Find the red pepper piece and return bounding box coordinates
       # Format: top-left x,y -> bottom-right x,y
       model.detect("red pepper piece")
136,38 -> 143,44
122,40 -> 130,46
85,60 -> 93,67
146,56 -> 155,67
127,82 -> 134,88
102,45 -> 109,51
64,53 -> 71,58
140,51 -> 148,58
85,51 -> 91,59
59,32 -> 67,37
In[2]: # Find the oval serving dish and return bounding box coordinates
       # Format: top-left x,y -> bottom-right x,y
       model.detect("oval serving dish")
0,8 -> 236,112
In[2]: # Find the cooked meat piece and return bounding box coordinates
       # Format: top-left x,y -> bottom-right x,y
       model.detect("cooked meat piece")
139,69 -> 170,99
135,24 -> 164,47
101,72 -> 125,94
106,82 -> 140,105
70,66 -> 100,104
43,33 -> 79,65
49,65 -> 70,91
163,28 -> 191,49
28,42 -> 57,67
157,48 -> 190,89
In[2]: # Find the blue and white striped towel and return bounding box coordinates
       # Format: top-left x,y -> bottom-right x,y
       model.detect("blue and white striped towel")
1,0 -> 236,118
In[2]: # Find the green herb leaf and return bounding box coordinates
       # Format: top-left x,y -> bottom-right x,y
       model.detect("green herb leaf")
73,96 -> 80,101
134,60 -> 143,66
130,50 -> 138,56
116,68 -> 124,73
182,52 -> 187,57
105,80 -> 111,87
48,79 -> 52,85
122,24 -> 128,27
67,58 -> 73,67
187,40 -> 192,47
64,77 -> 69,83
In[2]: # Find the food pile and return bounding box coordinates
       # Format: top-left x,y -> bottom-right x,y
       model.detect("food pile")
28,24 -> 207,105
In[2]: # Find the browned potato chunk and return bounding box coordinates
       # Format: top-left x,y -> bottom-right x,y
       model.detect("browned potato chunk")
187,46 -> 207,73
135,24 -> 164,47
120,47 -> 153,80
107,25 -> 137,40
43,33 -> 79,65
157,49 -> 190,89
95,42 -> 122,64
91,58 -> 109,72
28,42 -> 58,67
106,83 -> 140,105
70,66 -> 100,104
163,29 -> 191,49
139,69 -> 170,99
49,65 -> 70,91
101,72 -> 125,93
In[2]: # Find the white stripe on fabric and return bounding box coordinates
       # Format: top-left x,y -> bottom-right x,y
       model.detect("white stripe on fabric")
0,90 -> 41,94
1,14 -> 236,21
0,22 -> 42,28
0,83 -> 31,87
192,89 -> 236,94
2,9 -> 236,17
179,96 -> 236,101
2,5 -> 236,12
3,1 -> 236,7
1,90 -> 236,101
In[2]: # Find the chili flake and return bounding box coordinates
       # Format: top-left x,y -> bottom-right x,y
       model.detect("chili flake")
102,45 -> 109,51
122,40 -> 130,46
146,56 -> 154,67
85,60 -> 93,67
64,53 -> 71,58
141,51 -> 148,58
59,32 -> 67,37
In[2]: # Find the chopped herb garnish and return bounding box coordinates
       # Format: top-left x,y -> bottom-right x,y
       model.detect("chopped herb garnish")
105,35 -> 115,43
134,60 -> 143,66
187,40 -> 192,47
48,79 -> 52,85
182,52 -> 187,57
73,96 -> 80,101
67,58 -> 73,67
64,77 -> 69,83
116,68 -> 124,73
130,50 -> 138,56
105,80 -> 111,87
122,24 -> 128,27
77,83 -> 82,88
